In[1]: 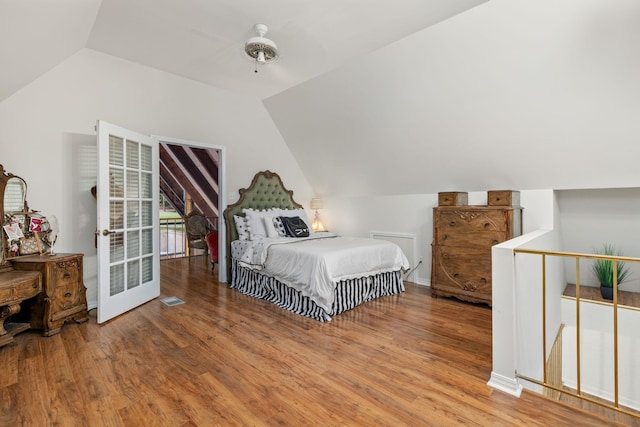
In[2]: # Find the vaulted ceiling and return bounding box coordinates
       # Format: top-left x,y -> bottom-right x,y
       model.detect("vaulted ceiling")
6,1 -> 635,200
0,0 -> 486,102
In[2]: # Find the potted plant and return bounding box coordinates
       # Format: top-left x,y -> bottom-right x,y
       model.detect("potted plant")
592,244 -> 631,300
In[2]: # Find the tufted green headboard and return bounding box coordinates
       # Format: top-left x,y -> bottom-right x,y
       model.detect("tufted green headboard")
223,170 -> 303,277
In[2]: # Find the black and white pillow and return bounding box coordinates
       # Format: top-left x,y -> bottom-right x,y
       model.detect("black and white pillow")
279,216 -> 310,238
279,208 -> 313,234
272,216 -> 287,237
233,215 -> 250,240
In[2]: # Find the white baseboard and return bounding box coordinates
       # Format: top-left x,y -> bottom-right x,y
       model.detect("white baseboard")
487,372 -> 523,397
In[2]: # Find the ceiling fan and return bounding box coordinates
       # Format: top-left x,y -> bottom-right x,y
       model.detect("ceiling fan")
244,24 -> 279,73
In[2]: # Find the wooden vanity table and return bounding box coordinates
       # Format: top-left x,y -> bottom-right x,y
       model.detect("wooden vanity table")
0,268 -> 41,347
0,165 -> 87,348
11,254 -> 88,336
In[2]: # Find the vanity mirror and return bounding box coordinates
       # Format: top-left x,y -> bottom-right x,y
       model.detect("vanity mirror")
0,164 -> 53,264
0,165 -> 28,266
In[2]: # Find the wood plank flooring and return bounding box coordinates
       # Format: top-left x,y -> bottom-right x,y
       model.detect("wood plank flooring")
1,257 -> 638,426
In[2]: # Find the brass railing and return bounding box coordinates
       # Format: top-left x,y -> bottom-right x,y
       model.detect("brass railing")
513,248 -> 640,418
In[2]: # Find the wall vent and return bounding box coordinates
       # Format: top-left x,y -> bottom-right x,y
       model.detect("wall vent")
370,231 -> 417,279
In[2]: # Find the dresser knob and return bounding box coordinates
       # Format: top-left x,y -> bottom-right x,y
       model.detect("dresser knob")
64,292 -> 72,298
64,273 -> 71,278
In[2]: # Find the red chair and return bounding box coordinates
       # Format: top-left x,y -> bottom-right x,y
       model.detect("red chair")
205,231 -> 218,272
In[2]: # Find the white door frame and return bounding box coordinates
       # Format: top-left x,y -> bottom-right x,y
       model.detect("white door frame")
154,135 -> 227,283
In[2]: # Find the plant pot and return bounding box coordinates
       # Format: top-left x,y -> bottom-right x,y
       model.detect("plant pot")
600,286 -> 614,300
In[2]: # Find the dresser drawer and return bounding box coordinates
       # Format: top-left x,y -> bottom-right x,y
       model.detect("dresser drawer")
431,246 -> 492,293
0,271 -> 41,303
435,230 -> 509,248
52,259 -> 81,288
438,192 -> 468,206
487,190 -> 520,206
14,278 -> 41,300
435,209 -> 509,233
0,286 -> 14,303
50,280 -> 82,311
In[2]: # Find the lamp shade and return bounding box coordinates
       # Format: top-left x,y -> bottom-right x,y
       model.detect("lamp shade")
310,198 -> 323,210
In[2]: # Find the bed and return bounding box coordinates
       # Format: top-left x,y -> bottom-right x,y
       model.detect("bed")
223,170 -> 409,321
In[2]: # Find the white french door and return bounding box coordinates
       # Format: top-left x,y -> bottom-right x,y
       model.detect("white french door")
96,121 -> 160,323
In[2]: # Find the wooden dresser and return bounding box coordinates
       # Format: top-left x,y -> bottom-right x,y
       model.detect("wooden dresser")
11,253 -> 88,336
431,192 -> 522,306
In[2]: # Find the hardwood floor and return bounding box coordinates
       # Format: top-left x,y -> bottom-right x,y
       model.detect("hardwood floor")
1,257 -> 637,426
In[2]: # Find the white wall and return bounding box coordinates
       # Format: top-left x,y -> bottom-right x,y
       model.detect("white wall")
329,189 -> 556,285
0,48 -> 313,307
558,188 -> 640,293
265,0 -> 640,199
562,300 -> 640,410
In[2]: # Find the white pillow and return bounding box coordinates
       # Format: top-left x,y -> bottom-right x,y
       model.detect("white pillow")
263,217 -> 279,238
279,208 -> 313,234
233,215 -> 250,240
242,208 -> 280,240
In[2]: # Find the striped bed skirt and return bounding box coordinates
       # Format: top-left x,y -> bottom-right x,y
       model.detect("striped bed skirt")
230,259 -> 405,322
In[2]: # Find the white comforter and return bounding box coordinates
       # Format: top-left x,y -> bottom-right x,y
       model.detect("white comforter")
232,233 -> 410,312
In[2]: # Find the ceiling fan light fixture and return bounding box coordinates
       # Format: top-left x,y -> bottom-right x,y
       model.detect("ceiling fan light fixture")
244,23 -> 279,66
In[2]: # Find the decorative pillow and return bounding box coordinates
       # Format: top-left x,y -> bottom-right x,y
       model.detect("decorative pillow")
279,208 -> 313,234
242,208 -> 280,239
233,215 -> 250,241
279,216 -> 310,238
272,217 -> 287,237
263,216 -> 279,238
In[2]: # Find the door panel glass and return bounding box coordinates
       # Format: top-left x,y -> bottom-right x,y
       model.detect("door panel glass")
141,144 -> 152,171
110,232 -> 124,262
142,256 -> 153,282
126,140 -> 139,169
127,259 -> 140,289
110,169 -> 124,198
126,200 -> 139,228
110,201 -> 124,229
126,170 -> 139,198
141,172 -> 152,198
141,229 -> 153,255
127,230 -> 140,257
141,201 -> 152,227
109,136 -> 124,166
110,263 -> 124,296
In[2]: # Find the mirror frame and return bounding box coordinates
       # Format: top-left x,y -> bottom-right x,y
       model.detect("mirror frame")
0,164 -> 28,266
